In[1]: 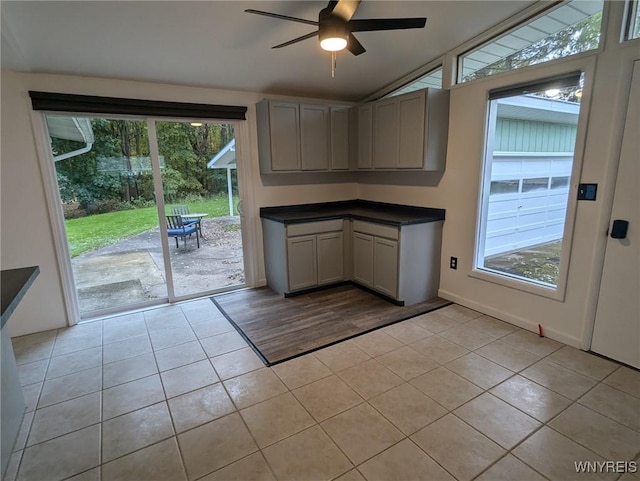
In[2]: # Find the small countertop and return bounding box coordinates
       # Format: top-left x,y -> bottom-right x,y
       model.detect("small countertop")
260,200 -> 445,227
1,266 -> 40,329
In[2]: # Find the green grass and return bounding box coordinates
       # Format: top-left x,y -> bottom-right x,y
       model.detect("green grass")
65,195 -> 238,257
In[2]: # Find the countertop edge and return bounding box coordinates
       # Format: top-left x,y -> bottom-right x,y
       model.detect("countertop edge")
260,200 -> 445,226
1,266 -> 40,329
261,213 -> 445,226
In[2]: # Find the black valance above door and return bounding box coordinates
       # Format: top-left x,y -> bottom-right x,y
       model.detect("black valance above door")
29,91 -> 247,120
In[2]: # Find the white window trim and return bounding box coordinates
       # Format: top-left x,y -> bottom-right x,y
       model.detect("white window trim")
622,0 -> 640,40
469,56 -> 597,302
30,112 -> 82,326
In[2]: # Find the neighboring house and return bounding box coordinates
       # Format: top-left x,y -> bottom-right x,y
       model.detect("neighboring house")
207,139 -> 237,216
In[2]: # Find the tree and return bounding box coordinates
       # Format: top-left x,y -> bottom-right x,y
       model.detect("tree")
52,117 -> 236,214
464,11 -> 603,82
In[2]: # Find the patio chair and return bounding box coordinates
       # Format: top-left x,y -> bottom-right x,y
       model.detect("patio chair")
166,215 -> 200,249
171,205 -> 202,235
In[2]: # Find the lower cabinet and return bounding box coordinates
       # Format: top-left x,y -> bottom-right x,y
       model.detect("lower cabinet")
351,220 -> 442,305
317,232 -> 344,285
373,237 -> 399,298
286,235 -> 317,291
352,232 -> 374,287
352,232 -> 399,298
262,218 -> 344,295
262,216 -> 442,305
352,222 -> 400,299
286,232 -> 344,291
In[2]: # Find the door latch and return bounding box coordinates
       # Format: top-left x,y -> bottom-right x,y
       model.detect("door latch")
611,219 -> 629,239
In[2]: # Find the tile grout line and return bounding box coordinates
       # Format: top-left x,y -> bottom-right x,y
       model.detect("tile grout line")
11,302 -> 638,481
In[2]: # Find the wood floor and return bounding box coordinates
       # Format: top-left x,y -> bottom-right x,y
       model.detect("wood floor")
212,284 -> 451,365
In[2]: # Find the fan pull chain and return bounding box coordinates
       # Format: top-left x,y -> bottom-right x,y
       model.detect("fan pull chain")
331,51 -> 336,78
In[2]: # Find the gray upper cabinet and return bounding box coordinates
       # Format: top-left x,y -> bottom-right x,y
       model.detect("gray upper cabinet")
356,104 -> 373,169
330,107 -> 350,170
373,98 -> 398,169
257,88 -> 448,173
258,101 -> 301,172
300,104 -> 330,171
358,88 -> 449,171
257,100 -> 351,173
397,91 -> 427,169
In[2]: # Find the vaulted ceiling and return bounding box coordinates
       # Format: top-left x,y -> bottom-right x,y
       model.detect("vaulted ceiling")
1,1 -> 537,101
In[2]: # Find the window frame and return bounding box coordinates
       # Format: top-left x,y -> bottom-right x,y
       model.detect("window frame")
623,0 -> 640,40
382,66 -> 444,98
470,59 -> 595,301
362,57 -> 445,102
456,0 -> 604,85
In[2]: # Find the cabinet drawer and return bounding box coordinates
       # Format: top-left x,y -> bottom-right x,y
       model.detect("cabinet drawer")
352,220 -> 399,240
287,219 -> 343,237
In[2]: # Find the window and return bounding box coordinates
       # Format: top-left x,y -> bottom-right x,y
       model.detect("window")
551,176 -> 571,189
459,0 -> 603,83
625,0 -> 640,39
490,179 -> 520,194
385,67 -> 443,97
476,73 -> 583,289
522,177 -> 550,192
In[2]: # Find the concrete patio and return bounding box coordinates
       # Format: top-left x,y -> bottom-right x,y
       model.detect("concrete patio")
71,216 -> 245,314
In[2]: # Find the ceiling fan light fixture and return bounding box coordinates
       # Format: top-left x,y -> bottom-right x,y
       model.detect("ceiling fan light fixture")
320,35 -> 348,51
319,19 -> 348,52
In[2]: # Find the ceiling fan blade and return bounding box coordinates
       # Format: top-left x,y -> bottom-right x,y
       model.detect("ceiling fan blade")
349,17 -> 427,32
347,33 -> 366,56
245,9 -> 318,26
328,0 -> 361,21
272,31 -> 319,49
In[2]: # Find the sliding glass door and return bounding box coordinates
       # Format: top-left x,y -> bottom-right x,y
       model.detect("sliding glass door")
44,114 -> 245,318
155,120 -> 245,299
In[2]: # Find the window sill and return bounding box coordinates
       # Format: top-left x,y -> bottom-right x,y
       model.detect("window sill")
468,267 -> 567,302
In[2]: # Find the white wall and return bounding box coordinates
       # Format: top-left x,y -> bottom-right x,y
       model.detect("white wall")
359,40 -> 639,347
0,71 -> 358,336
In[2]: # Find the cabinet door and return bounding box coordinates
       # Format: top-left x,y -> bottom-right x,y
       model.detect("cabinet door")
373,98 -> 399,169
317,232 -> 344,285
352,232 -> 374,287
374,237 -> 399,298
287,235 -> 317,291
269,102 -> 301,171
330,107 -> 350,170
357,105 -> 373,169
398,91 -> 426,169
301,104 -> 330,171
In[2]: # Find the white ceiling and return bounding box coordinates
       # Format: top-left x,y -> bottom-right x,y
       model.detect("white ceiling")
1,1 -> 537,102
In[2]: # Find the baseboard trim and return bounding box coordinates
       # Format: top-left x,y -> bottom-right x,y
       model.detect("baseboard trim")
438,289 -> 582,348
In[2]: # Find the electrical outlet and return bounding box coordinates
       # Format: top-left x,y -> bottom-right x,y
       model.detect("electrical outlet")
450,257 -> 458,270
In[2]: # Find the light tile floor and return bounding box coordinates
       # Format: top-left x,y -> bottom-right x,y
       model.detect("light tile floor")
6,299 -> 640,481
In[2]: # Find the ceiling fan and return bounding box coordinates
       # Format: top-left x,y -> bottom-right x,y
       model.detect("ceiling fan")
245,0 -> 427,56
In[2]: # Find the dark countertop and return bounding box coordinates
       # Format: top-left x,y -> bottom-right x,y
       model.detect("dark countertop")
260,200 -> 445,226
1,266 -> 40,329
